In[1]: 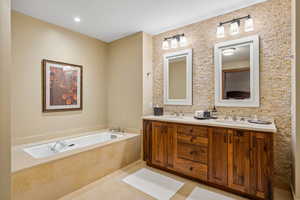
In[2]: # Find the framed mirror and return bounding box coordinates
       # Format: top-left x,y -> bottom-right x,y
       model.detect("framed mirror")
164,49 -> 192,105
214,35 -> 259,107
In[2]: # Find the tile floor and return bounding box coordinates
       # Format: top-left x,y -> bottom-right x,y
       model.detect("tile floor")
60,160 -> 293,200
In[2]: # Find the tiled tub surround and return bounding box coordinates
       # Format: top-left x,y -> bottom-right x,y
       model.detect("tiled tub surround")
12,131 -> 141,200
152,0 -> 292,188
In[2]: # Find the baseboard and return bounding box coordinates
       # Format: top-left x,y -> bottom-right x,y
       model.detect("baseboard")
12,124 -> 107,145
290,183 -> 300,200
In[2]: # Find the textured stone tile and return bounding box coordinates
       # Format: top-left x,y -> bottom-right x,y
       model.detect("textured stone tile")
152,0 -> 292,188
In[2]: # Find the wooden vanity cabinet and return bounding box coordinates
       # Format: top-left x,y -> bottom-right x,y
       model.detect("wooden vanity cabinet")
145,121 -> 175,169
208,127 -> 228,185
143,120 -> 273,200
250,132 -> 273,200
174,125 -> 209,181
227,130 -> 251,193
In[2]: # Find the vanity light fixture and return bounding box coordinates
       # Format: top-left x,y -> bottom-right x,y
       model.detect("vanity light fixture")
162,34 -> 187,50
244,17 -> 254,32
216,15 -> 254,38
230,21 -> 240,35
222,48 -> 236,56
179,35 -> 187,47
216,25 -> 225,38
162,39 -> 169,50
171,38 -> 178,48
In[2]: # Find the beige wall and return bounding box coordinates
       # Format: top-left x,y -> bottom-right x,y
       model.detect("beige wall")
12,12 -> 108,145
291,0 -> 300,198
142,32 -> 153,116
153,0 -> 291,188
0,0 -> 11,199
107,33 -> 143,132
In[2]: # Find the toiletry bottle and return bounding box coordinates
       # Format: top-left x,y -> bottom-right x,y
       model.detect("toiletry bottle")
212,106 -> 217,117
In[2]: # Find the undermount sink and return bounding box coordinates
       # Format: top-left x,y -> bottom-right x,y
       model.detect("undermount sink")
159,115 -> 184,119
215,119 -> 249,125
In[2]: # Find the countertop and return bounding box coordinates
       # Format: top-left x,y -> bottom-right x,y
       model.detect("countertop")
142,115 -> 277,133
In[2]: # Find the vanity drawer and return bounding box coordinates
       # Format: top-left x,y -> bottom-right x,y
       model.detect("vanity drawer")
177,142 -> 208,164
177,125 -> 208,138
177,133 -> 208,146
174,158 -> 207,181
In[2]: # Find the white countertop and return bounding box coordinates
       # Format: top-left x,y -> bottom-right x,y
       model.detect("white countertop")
142,115 -> 277,133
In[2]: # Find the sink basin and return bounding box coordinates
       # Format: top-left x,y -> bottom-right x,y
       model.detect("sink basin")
158,115 -> 183,119
215,119 -> 248,125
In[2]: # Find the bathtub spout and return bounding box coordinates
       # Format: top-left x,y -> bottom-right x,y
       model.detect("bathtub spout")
50,140 -> 67,152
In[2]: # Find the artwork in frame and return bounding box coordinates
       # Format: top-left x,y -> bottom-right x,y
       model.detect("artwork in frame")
42,59 -> 83,112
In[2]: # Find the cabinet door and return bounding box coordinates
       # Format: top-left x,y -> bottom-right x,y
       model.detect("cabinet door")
208,128 -> 228,185
228,130 -> 250,193
250,132 -> 273,199
166,124 -> 175,168
143,120 -> 152,162
151,122 -> 166,167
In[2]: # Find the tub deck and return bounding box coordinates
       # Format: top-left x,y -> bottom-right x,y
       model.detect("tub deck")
12,130 -> 140,173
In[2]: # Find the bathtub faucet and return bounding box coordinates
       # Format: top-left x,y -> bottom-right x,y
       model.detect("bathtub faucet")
109,127 -> 124,133
50,140 -> 67,152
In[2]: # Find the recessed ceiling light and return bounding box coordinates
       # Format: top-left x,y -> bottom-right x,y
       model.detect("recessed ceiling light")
74,17 -> 81,22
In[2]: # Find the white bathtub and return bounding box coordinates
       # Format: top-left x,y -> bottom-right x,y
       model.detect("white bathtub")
23,132 -> 124,159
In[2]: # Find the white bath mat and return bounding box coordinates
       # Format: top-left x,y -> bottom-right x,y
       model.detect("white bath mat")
122,168 -> 184,200
186,187 -> 236,200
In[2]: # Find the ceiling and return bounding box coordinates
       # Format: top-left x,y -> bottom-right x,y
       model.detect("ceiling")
12,0 -> 266,42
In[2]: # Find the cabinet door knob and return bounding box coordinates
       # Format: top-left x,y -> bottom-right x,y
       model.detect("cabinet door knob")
190,167 -> 194,171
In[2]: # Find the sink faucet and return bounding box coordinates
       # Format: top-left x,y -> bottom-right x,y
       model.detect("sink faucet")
232,115 -> 238,121
172,112 -> 180,117
172,111 -> 185,117
50,140 -> 67,152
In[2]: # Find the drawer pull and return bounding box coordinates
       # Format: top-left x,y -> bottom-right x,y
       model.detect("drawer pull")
190,167 -> 194,171
190,151 -> 197,155
190,136 -> 196,143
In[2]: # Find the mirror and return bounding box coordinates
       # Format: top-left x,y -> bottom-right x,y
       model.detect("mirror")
164,49 -> 192,105
169,57 -> 187,99
222,45 -> 250,100
215,35 -> 259,107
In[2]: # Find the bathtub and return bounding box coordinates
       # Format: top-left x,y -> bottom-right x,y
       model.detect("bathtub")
13,131 -> 141,200
23,132 -> 125,159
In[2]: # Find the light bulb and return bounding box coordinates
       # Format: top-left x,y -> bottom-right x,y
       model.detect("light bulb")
162,40 -> 169,50
245,17 -> 254,32
230,21 -> 240,35
74,17 -> 81,22
179,35 -> 187,47
216,25 -> 225,38
171,38 -> 178,48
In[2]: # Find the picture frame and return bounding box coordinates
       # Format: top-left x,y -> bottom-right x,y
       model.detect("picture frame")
42,59 -> 83,112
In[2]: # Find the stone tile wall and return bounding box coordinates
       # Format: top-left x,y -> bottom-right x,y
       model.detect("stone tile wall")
153,0 -> 292,188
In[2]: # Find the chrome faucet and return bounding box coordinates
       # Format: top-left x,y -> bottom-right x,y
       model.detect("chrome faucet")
109,127 -> 124,133
50,140 -> 67,152
173,112 -> 180,117
171,111 -> 185,117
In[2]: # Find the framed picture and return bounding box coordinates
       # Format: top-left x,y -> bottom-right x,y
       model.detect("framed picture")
42,59 -> 83,112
